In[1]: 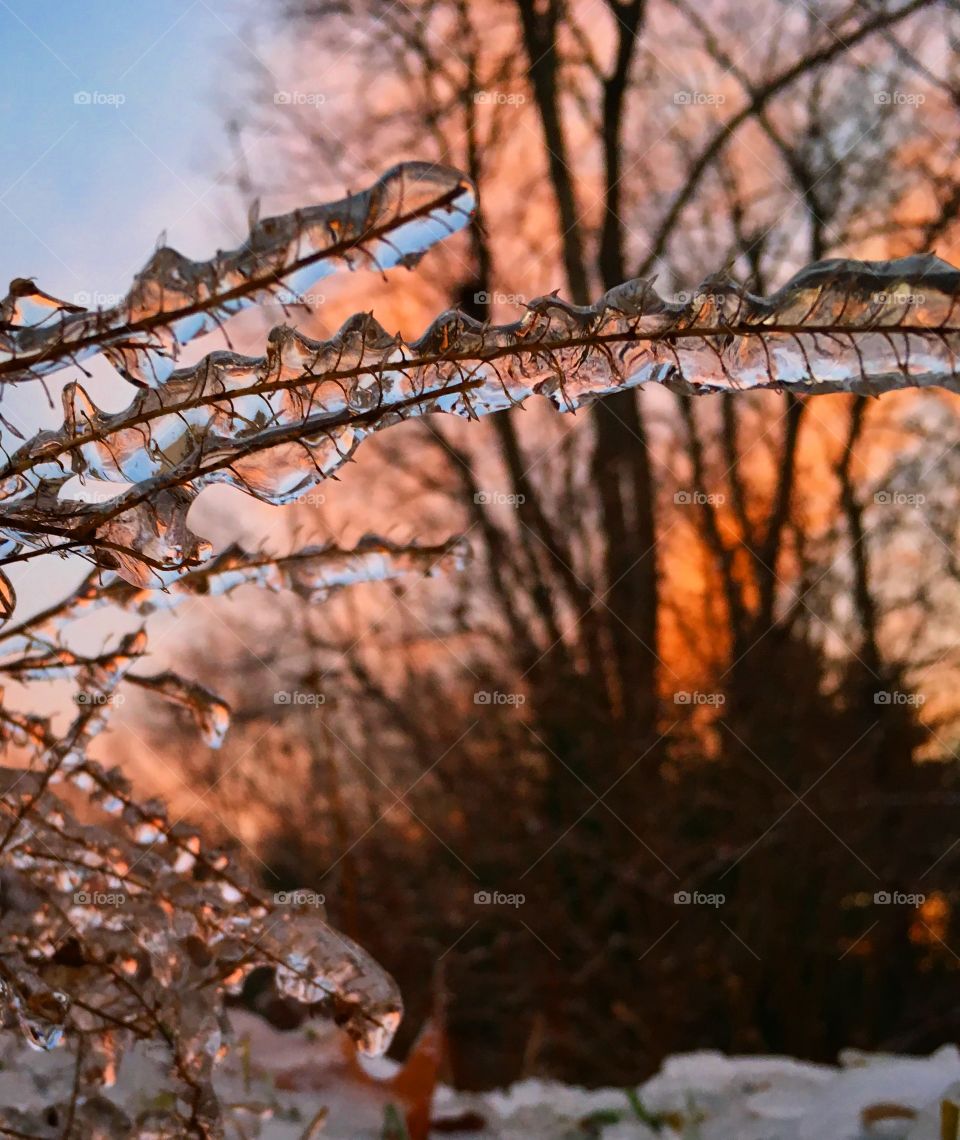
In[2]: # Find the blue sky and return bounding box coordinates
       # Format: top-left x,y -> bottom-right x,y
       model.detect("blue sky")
0,1 -> 272,624
0,1 -> 258,296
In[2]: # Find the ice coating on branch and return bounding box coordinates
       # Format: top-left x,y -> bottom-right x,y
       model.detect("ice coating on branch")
1,254 -> 959,586
0,536 -> 430,1095
0,746 -> 403,1107
0,623 -> 231,749
0,537 -> 466,758
94,488 -> 211,587
105,533 -> 471,612
127,671 -> 231,747
0,964 -> 69,1052
267,909 -> 403,1056
0,168 -> 485,1135
0,162 -> 475,388
0,538 -> 469,662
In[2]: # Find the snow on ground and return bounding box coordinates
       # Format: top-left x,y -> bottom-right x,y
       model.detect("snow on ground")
218,1016 -> 960,1139
3,1008 -> 960,1137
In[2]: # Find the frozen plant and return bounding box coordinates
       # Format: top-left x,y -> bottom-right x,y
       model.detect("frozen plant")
1,158 -> 960,1135
0,163 -> 474,1138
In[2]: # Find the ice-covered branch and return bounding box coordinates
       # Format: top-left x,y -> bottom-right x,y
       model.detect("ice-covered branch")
0,541 -> 472,1117
1,253 -> 958,588
0,162 -> 476,388
0,164 -> 471,1135
101,533 -> 471,611
0,537 -> 468,745
0,536 -> 468,642
0,730 -> 402,1129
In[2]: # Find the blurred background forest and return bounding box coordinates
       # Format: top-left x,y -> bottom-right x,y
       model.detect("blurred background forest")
20,0 -> 960,1092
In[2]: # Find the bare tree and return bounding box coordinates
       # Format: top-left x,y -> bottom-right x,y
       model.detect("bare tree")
201,0 -> 960,1083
